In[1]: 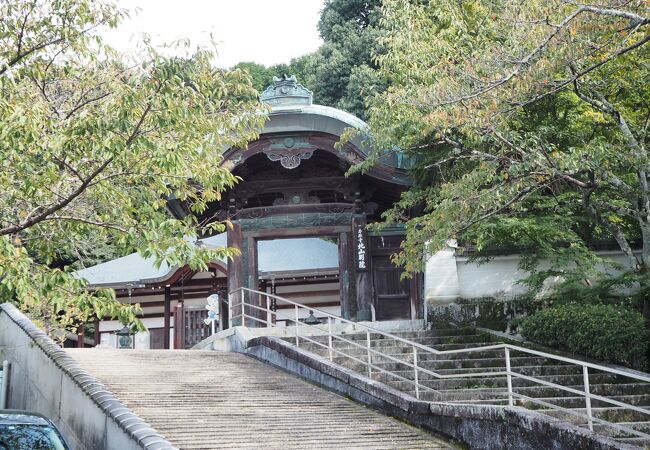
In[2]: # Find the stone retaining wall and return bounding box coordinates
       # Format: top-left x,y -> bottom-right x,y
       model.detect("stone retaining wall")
0,303 -> 175,450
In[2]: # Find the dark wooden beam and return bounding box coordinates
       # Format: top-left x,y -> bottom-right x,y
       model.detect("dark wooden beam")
174,300 -> 184,349
339,231 -> 352,319
248,235 -> 261,321
116,279 -> 227,297
163,286 -> 171,349
170,292 -> 214,301
245,226 -> 348,239
275,301 -> 340,310
121,300 -> 166,307
263,277 -> 339,288
274,289 -> 340,300
227,216 -> 243,326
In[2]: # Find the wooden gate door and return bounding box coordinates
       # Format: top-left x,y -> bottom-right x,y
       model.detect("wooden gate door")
369,235 -> 416,320
184,307 -> 210,348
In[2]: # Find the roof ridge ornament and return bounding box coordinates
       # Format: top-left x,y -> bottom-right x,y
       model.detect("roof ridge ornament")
260,74 -> 313,107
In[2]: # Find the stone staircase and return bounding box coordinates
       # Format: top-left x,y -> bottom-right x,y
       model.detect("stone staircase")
293,328 -> 650,448
66,349 -> 454,450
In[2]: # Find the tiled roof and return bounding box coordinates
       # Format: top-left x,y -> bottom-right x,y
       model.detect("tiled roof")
73,234 -> 338,287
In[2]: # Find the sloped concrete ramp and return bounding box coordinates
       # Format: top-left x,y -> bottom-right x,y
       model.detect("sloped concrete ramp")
66,349 -> 453,449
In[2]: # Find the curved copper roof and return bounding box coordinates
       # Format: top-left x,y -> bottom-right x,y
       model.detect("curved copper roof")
221,76 -> 414,184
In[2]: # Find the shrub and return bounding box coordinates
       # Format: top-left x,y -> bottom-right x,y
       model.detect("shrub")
521,303 -> 648,370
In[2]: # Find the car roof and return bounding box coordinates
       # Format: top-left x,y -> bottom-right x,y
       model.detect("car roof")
0,410 -> 52,426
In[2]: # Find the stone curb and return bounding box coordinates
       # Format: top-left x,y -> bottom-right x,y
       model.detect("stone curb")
246,335 -> 640,450
0,303 -> 177,450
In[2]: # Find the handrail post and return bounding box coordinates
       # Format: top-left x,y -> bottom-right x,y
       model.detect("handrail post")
266,294 -> 272,328
413,346 -> 419,400
242,290 -> 246,327
366,330 -> 372,378
583,366 -> 593,431
327,316 -> 333,361
294,304 -> 300,347
228,292 -> 233,329
505,347 -> 513,407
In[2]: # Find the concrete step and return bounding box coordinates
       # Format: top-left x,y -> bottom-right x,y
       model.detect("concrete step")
301,328 -> 478,343
66,349 -> 452,449
304,345 -> 570,365
321,349 -> 502,364
302,341 -> 501,357
330,356 -> 567,372
291,325 -> 650,446
302,333 -> 491,347
616,436 -> 650,446
372,364 -> 614,381
542,406 -> 650,425
525,393 -> 650,409
371,328 -> 479,339
589,421 -> 650,438
415,384 -> 650,402
382,373 -> 621,391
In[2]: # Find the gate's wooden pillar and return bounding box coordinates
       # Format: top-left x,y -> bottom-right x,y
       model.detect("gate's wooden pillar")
174,300 -> 184,349
218,287 -> 229,332
339,231 -> 353,320
227,203 -> 244,327
247,236 -> 261,325
163,286 -> 171,349
352,200 -> 373,321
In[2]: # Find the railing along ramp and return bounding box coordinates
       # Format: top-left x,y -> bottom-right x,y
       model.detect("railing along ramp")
229,287 -> 650,446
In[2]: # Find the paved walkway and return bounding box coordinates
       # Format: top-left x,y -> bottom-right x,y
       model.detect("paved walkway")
67,349 -> 454,449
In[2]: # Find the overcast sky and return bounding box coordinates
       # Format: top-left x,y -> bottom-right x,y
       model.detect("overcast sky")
103,0 -> 325,68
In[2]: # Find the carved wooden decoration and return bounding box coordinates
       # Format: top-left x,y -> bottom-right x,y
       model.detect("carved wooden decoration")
265,149 -> 314,169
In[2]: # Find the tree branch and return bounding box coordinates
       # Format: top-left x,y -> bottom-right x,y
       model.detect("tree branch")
0,22 -> 106,77
64,91 -> 111,120
582,188 -> 641,268
514,31 -> 650,108
40,216 -> 127,233
0,100 -> 154,236
458,185 -> 543,233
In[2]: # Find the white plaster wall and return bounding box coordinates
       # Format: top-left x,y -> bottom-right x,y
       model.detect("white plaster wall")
425,248 -> 640,301
425,247 -> 460,303
456,255 -> 529,299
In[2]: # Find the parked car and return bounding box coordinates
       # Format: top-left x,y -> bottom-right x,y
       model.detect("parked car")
0,411 -> 70,450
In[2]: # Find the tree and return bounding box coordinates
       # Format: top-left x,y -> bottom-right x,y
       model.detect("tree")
360,0 -> 649,310
0,0 -> 266,335
283,0 -> 385,119
231,61 -> 290,92
233,1 -> 386,120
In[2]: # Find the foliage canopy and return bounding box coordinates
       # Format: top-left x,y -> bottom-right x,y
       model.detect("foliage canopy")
360,0 -> 649,309
0,0 -> 266,335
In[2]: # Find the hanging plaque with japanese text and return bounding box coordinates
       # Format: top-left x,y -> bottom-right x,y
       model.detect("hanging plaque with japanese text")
353,223 -> 369,271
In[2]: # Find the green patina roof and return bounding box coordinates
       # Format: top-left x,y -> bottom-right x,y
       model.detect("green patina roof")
259,76 -> 415,171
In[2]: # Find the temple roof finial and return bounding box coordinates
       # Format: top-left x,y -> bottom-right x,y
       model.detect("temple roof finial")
260,75 -> 313,107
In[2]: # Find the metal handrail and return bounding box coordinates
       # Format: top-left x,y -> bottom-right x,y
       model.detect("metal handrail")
230,288 -> 650,382
229,287 -> 650,441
